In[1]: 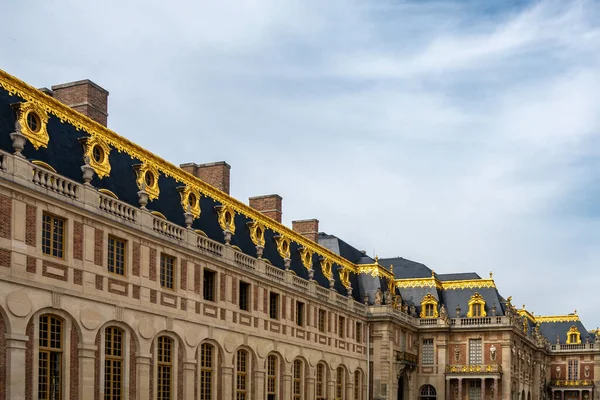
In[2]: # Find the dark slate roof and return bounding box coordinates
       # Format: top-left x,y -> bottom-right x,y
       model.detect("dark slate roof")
538,319 -> 594,344
439,287 -> 505,318
437,272 -> 481,281
379,257 -> 432,279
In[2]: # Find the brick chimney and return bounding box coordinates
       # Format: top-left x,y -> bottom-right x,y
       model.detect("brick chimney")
51,80 -> 109,126
180,161 -> 231,194
292,219 -> 319,242
249,194 -> 282,223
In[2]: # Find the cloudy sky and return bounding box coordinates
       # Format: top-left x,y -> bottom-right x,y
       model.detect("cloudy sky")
2,0 -> 600,324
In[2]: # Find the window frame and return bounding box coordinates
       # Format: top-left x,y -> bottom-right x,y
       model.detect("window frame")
239,281 -> 250,312
296,301 -> 305,327
266,354 -> 278,399
203,269 -> 216,302
354,370 -> 363,400
107,235 -> 127,276
468,338 -> 482,365
160,253 -> 176,291
338,316 -> 345,339
335,366 -> 345,400
41,212 -> 66,259
269,292 -> 280,320
422,338 -> 434,365
293,359 -> 303,400
318,309 -> 326,333
199,343 -> 213,400
236,349 -> 249,400
356,322 -> 363,343
38,314 -> 63,400
316,363 -> 326,400
568,359 -> 579,381
104,326 -> 125,400
157,336 -> 174,400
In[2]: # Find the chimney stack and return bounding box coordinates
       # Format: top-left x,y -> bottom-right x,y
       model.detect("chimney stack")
249,194 -> 282,223
180,161 -> 231,194
292,219 -> 319,243
51,80 -> 109,126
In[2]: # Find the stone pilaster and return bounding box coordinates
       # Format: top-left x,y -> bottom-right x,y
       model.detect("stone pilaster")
79,344 -> 97,398
6,334 -> 28,400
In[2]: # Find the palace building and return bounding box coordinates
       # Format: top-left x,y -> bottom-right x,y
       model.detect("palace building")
0,68 -> 598,400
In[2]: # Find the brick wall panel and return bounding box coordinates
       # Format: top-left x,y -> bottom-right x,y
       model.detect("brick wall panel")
25,320 -> 33,400
0,195 -> 11,239
94,228 -> 103,266
70,325 -> 79,399
178,342 -> 184,400
132,242 -> 140,277
0,250 -> 10,268
232,276 -> 237,304
94,331 -> 100,400
26,256 -> 36,273
282,295 -> 286,319
253,286 -> 258,311
25,204 -> 36,246
149,248 -> 157,281
180,260 -> 187,290
129,333 -> 137,400
0,314 -> 5,400
73,221 -> 83,260
194,263 -> 200,294
220,273 -> 226,301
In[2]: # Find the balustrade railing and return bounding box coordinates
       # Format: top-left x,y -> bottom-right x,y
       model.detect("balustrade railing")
445,364 -> 502,374
265,264 -> 285,282
152,216 -> 184,240
32,166 -> 81,199
292,275 -> 309,290
98,194 -> 137,222
550,343 -> 598,352
315,285 -> 330,300
0,150 -> 7,171
550,380 -> 594,387
196,236 -> 223,257
234,251 -> 256,270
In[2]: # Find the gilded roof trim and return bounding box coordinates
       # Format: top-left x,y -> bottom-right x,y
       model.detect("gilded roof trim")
536,315 -> 580,323
394,277 -> 496,290
356,263 -> 394,280
0,69 -> 358,273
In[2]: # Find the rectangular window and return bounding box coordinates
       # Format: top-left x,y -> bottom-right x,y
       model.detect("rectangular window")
200,344 -> 213,400
568,359 -> 579,381
239,281 -> 250,311
296,301 -> 305,327
316,363 -> 325,400
236,350 -> 248,400
107,236 -> 126,276
318,309 -> 326,333
468,339 -> 482,365
267,355 -> 277,399
293,360 -> 302,399
104,327 -> 123,400
38,315 -> 62,400
160,254 -> 175,290
42,213 -> 65,258
157,336 -> 173,400
338,316 -> 345,338
356,322 -> 363,343
269,292 -> 280,320
203,269 -> 216,302
425,304 -> 434,317
468,380 -> 481,400
422,338 -> 434,365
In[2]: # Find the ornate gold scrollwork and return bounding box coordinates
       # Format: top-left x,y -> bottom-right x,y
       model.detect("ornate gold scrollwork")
338,266 -> 351,288
248,221 -> 266,247
79,136 -> 111,178
216,204 -> 236,234
420,294 -> 439,318
177,186 -> 201,219
320,258 -> 333,280
566,325 -> 581,344
11,102 -> 49,149
467,292 -> 487,318
274,235 -> 291,259
299,247 -> 313,271
133,163 -> 160,200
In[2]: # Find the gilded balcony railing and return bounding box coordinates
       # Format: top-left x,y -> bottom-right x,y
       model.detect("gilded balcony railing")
445,364 -> 502,374
396,351 -> 418,365
550,380 -> 594,387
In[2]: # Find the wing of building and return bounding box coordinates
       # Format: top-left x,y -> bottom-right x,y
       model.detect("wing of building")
0,69 -> 597,400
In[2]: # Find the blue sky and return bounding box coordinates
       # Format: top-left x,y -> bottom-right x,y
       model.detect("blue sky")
2,0 -> 600,325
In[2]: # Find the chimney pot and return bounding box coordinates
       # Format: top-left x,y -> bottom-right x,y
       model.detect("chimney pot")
249,194 -> 282,223
292,219 -> 319,243
51,79 -> 109,126
180,161 -> 231,194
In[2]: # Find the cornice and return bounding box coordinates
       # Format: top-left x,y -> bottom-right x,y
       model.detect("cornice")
0,69 -> 357,274
536,315 -> 580,323
394,277 -> 496,291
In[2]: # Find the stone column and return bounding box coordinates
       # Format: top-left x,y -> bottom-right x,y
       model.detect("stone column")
136,353 -> 152,400
457,378 -> 463,400
254,370 -> 265,400
183,360 -> 196,400
493,378 -> 498,400
306,377 -> 316,400
79,344 -> 97,398
481,378 -> 486,400
5,334 -> 28,400
222,366 -> 234,399
446,379 -> 451,400
579,390 -> 583,400
328,378 -> 336,400
347,380 -> 355,400
283,373 -> 292,400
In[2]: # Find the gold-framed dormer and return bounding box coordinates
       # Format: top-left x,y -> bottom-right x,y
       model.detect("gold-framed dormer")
467,292 -> 487,317
133,163 -> 160,201
177,185 -> 201,219
11,101 -> 50,149
566,325 -> 582,344
420,294 -> 439,318
79,136 -> 111,178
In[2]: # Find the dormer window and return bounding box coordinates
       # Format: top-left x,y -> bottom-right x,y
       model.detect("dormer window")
566,326 -> 581,344
467,293 -> 487,318
420,294 -> 439,319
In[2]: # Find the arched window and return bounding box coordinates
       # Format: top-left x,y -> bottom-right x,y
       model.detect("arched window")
354,370 -> 363,400
420,294 -> 439,318
316,363 -> 326,400
157,336 -> 173,400
420,384 -> 437,398
335,366 -> 345,400
467,293 -> 486,318
105,327 -> 124,399
200,343 -> 214,400
38,315 -> 63,400
236,350 -> 249,400
267,354 -> 278,400
293,359 -> 303,399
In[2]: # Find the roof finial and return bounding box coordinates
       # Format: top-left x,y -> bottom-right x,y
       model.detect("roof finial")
374,255 -> 379,264
431,270 -> 435,278
390,264 -> 394,274
574,309 -> 578,315
522,304 -> 526,310
489,271 -> 493,279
